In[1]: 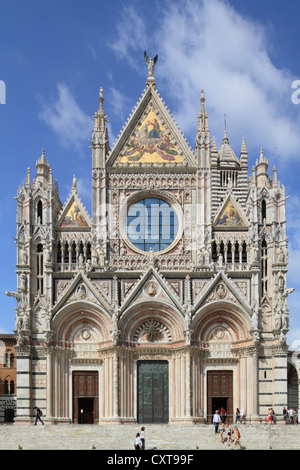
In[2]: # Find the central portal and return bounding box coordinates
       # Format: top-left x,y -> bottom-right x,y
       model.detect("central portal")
137,360 -> 169,423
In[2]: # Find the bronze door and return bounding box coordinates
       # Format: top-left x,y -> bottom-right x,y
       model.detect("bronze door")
207,370 -> 233,421
73,371 -> 99,424
137,360 -> 169,423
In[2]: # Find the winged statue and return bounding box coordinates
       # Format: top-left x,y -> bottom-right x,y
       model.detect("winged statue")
144,51 -> 158,78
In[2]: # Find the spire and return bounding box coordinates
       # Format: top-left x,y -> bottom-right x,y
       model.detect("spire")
25,167 -> 31,189
240,137 -> 248,167
255,148 -> 269,187
273,165 -> 278,186
217,129 -> 239,167
35,148 -> 50,185
197,89 -> 208,132
93,87 -> 106,131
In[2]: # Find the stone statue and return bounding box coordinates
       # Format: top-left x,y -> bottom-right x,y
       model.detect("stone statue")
144,51 -> 158,79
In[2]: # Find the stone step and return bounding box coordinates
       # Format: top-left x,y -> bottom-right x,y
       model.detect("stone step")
0,424 -> 300,450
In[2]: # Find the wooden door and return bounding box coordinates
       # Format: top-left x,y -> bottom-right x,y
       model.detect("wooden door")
73,371 -> 99,424
207,370 -> 233,421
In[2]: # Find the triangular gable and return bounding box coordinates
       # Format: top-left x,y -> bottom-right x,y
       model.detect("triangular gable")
119,266 -> 183,315
107,86 -> 196,168
52,271 -> 111,316
213,192 -> 248,230
57,191 -> 91,230
193,270 -> 251,315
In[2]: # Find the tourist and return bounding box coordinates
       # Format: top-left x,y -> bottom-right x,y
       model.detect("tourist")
134,433 -> 141,450
293,408 -> 297,424
219,421 -> 225,443
220,406 -> 226,423
213,410 -> 221,434
140,426 -> 146,450
235,408 -> 242,424
267,408 -> 274,424
232,426 -> 242,450
283,407 -> 288,424
226,424 -> 234,446
34,406 -> 44,426
240,408 -> 246,423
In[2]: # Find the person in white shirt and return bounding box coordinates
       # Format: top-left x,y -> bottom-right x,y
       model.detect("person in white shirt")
213,410 -> 221,434
135,433 -> 141,450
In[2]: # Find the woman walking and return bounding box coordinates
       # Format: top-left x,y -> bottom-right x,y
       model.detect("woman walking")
232,426 -> 242,450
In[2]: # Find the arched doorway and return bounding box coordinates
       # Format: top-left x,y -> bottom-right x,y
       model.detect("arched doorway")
137,360 -> 169,423
288,362 -> 298,409
207,370 -> 233,422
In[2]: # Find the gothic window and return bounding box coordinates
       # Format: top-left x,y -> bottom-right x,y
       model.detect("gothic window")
57,241 -> 62,263
71,241 -> 77,263
220,241 -> 225,260
227,241 -> 232,263
126,198 -> 179,252
64,242 -> 69,263
10,380 -> 15,395
37,243 -> 44,294
261,199 -> 267,221
261,238 -> 268,295
212,241 -> 217,261
86,242 -> 91,260
242,241 -> 247,263
37,200 -> 43,224
234,241 -> 239,263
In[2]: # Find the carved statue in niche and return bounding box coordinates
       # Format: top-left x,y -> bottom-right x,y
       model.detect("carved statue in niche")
20,246 -> 28,265
277,245 -> 285,263
216,283 -> 226,299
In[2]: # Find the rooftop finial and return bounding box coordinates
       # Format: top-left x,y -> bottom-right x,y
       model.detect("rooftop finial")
144,51 -> 158,86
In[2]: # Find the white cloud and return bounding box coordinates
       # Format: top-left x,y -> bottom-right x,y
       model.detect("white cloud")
110,4 -> 147,70
112,0 -> 300,160
38,83 -> 92,154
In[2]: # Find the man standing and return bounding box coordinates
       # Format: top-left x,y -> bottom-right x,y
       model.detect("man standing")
213,410 -> 221,434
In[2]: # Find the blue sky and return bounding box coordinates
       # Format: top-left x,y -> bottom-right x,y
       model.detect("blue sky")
1,0 -> 300,348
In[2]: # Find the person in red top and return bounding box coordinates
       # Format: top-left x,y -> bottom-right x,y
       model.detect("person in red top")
220,407 -> 227,424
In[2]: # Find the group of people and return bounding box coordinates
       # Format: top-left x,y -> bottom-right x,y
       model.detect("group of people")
213,410 -> 242,450
134,427 -> 146,450
283,407 -> 299,424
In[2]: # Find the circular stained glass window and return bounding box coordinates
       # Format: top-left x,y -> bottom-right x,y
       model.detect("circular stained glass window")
126,198 -> 179,252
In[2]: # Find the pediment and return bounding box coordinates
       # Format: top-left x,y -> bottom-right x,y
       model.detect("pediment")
213,192 -> 249,230
56,190 -> 91,230
193,271 -> 251,314
53,271 -> 110,315
119,266 -> 183,315
107,86 -> 196,169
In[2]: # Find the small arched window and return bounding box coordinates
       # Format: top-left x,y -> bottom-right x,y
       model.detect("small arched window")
37,243 -> 44,294
261,199 -> 267,221
261,238 -> 268,295
37,200 -> 43,224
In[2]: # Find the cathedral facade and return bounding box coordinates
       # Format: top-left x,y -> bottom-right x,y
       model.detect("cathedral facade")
7,59 -> 293,424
